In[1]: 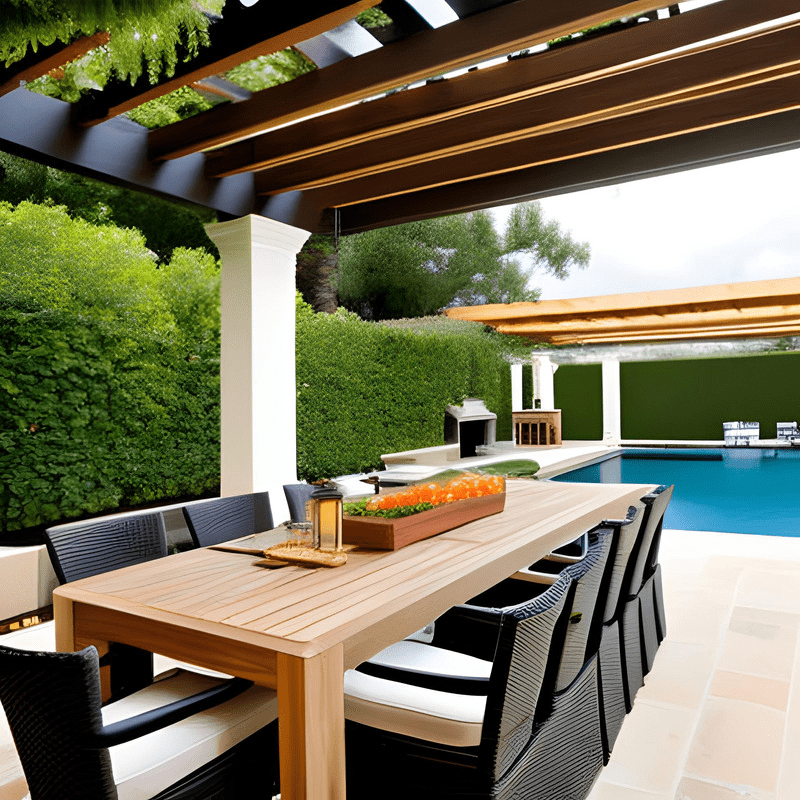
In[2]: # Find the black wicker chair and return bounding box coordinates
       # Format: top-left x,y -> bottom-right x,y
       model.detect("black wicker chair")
182,492 -> 273,548
18,512 -> 173,689
44,511 -> 168,585
622,485 -> 673,690
592,502 -> 646,758
0,642 -> 278,800
283,483 -> 316,523
344,528 -> 617,800
37,509 -> 231,687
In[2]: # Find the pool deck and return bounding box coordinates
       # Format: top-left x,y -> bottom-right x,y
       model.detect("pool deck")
590,528 -> 800,800
3,440 -> 800,799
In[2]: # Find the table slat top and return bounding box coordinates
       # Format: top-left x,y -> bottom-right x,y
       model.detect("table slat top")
55,480 -> 654,660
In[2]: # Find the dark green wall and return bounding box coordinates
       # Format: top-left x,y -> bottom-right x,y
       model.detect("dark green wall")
522,364 -> 533,409
554,364 -> 603,440
621,352 -> 800,440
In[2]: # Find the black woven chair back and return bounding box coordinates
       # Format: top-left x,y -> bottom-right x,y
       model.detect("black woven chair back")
0,644 -> 115,800
554,528 -> 616,693
283,483 -> 316,523
601,503 -> 645,624
625,484 -> 673,596
182,492 -> 273,548
44,511 -> 168,584
444,573 -> 574,782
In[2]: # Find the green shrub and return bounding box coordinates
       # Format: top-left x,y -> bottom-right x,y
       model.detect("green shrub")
0,203 -> 220,533
296,298 -> 512,481
1,201 -> 514,533
0,151 -> 218,262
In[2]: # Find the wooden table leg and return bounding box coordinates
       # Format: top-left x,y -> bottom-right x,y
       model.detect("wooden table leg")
277,645 -> 346,800
54,594 -> 145,702
53,593 -> 75,652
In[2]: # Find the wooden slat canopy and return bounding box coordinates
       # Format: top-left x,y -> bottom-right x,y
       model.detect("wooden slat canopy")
444,277 -> 800,344
2,0 -> 800,233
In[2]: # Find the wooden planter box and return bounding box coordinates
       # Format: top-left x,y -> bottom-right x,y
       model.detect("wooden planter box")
342,492 -> 506,551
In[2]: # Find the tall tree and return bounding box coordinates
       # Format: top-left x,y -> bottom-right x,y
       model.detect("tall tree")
336,202 -> 590,320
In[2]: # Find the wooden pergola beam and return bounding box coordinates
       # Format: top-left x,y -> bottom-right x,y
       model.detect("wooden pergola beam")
335,109 -> 800,233
444,277 -> 800,345
495,308 -> 800,337
542,322 -> 800,345
208,0 -> 800,179
254,21 -> 800,195
148,0 -> 666,161
70,1 -> 374,126
302,68 -> 800,207
446,278 -> 800,323
0,33 -> 109,98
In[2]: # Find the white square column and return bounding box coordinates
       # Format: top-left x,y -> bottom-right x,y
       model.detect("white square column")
206,215 -> 311,519
511,364 -> 524,412
602,358 -> 622,443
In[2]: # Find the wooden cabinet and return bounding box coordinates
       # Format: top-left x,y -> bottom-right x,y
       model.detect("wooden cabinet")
513,409 -> 562,447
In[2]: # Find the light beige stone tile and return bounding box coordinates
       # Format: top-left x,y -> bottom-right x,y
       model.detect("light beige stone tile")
601,699 -> 697,794
666,590 -> 731,647
729,607 -> 800,631
735,570 -> 800,615
699,557 -> 750,592
638,640 -> 716,710
678,776 -> 775,799
0,774 -> 28,800
684,697 -> 784,792
662,556 -> 711,591
709,670 -> 789,711
777,662 -> 800,799
588,779 -> 673,800
716,608 -> 798,682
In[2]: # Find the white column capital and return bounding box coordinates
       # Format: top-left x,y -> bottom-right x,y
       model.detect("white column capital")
206,214 -> 311,258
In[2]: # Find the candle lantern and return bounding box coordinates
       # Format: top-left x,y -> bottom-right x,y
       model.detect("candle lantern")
309,482 -> 343,551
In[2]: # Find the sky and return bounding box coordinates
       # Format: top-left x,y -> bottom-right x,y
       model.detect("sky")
493,147 -> 800,302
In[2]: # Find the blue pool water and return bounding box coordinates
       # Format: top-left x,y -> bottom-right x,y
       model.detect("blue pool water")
551,448 -> 800,536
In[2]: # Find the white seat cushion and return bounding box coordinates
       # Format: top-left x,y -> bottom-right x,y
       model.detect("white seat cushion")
0,620 -> 227,679
103,670 -> 278,800
344,641 -> 491,747
0,621 -> 56,651
367,640 -> 491,678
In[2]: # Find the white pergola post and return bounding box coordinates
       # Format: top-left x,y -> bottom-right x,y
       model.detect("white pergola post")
602,358 -> 622,443
206,215 -> 311,521
511,363 -> 524,412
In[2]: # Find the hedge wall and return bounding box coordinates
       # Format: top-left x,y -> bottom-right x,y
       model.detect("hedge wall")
621,352 -> 800,440
522,364 -> 533,409
2,202 -> 514,536
1,203 -> 221,537
553,364 -> 603,440
295,299 -> 512,481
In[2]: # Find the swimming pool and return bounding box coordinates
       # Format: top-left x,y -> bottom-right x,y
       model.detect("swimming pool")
551,448 -> 800,536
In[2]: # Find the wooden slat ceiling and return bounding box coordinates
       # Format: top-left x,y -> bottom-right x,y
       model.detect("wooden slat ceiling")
444,278 -> 800,344
2,0 -> 800,234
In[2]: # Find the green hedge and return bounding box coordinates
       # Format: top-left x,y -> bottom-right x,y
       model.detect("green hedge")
522,364 -> 533,409
296,299 -> 512,481
553,364 -> 603,440
621,352 -> 800,439
1,201 -> 514,535
1,202 -> 221,535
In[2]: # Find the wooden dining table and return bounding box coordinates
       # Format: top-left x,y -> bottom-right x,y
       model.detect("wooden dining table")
53,478 -> 655,800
